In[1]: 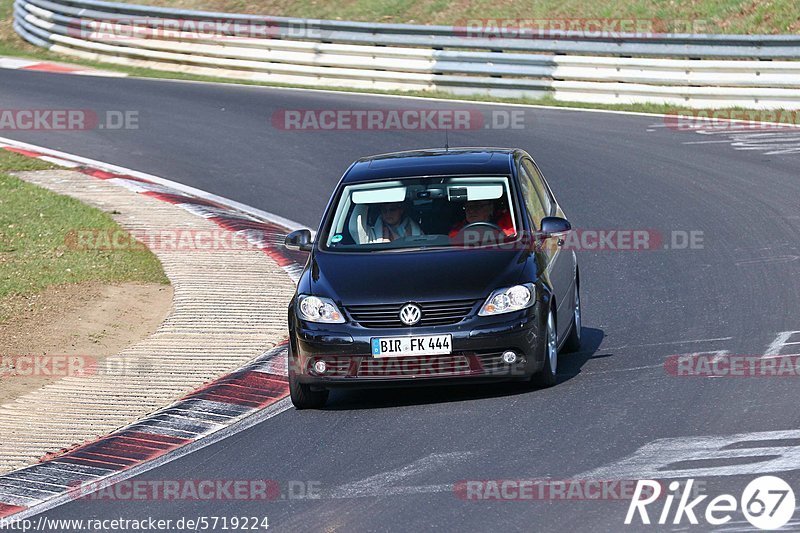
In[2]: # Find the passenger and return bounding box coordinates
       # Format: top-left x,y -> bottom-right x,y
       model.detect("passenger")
449,199 -> 515,238
368,202 -> 423,243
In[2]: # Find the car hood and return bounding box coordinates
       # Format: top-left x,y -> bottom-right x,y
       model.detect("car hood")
305,248 -> 530,305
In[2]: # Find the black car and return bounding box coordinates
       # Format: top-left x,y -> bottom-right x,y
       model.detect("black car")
284,148 -> 580,408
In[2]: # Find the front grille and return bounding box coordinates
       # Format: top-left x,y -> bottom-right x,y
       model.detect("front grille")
346,299 -> 480,328
358,355 -> 472,377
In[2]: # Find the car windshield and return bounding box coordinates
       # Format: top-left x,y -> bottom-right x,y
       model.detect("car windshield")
322,176 -> 519,252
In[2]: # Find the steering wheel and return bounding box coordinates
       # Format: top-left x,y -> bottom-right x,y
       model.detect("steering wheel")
458,221 -> 504,234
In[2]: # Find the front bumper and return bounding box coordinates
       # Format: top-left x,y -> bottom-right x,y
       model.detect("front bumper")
289,302 -> 545,388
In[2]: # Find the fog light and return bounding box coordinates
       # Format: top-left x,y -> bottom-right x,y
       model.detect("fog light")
501,351 -> 518,364
313,360 -> 327,374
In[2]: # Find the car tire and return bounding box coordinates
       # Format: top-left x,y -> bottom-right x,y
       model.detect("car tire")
531,307 -> 558,388
563,283 -> 582,353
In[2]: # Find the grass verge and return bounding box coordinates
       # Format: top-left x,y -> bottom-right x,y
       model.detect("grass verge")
0,150 -> 169,321
121,0 -> 800,35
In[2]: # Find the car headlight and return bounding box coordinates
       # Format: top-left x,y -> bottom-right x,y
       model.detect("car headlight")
479,284 -> 536,316
297,295 -> 345,323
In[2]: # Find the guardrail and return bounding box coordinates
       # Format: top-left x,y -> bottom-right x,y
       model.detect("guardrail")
13,0 -> 800,109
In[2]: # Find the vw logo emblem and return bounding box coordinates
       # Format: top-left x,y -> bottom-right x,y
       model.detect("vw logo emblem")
399,303 -> 421,326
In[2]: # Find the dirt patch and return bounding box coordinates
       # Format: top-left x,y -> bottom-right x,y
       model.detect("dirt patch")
0,282 -> 173,404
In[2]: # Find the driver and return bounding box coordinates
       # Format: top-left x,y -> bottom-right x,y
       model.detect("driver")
449,199 -> 515,238
367,201 -> 423,243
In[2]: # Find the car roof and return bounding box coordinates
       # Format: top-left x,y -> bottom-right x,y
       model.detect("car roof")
341,148 -> 519,183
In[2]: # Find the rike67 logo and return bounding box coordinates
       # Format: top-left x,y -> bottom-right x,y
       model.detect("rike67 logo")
625,476 -> 796,530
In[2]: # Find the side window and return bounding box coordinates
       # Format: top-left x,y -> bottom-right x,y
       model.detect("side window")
518,163 -> 547,229
522,159 -> 553,215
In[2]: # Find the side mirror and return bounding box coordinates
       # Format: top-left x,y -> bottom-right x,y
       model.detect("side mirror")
539,216 -> 572,238
284,229 -> 314,252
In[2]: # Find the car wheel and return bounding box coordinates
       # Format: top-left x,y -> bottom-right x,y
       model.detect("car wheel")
531,307 -> 558,388
563,283 -> 582,353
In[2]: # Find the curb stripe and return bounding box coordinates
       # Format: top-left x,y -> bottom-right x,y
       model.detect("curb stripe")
143,191 -> 219,207
0,59 -> 127,77
60,434 -> 192,467
58,455 -> 136,470
22,62 -> 80,73
141,190 -> 184,204
78,167 -> 132,180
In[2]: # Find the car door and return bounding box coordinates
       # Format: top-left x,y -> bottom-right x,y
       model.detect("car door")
519,158 -> 576,342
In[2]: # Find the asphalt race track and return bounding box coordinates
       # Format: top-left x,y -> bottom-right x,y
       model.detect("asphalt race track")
2,69 -> 800,531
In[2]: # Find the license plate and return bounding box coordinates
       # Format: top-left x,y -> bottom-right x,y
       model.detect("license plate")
371,335 -> 453,357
